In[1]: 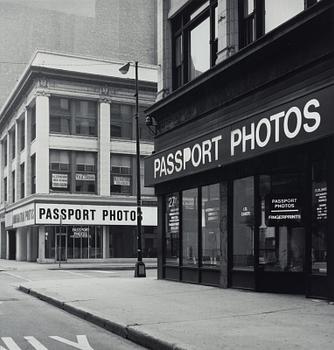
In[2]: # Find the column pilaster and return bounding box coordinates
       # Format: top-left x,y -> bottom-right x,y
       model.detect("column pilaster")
98,97 -> 111,196
35,92 -> 50,194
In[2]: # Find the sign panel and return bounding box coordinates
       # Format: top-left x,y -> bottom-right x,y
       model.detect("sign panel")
266,195 -> 302,226
52,173 -> 68,189
75,173 -> 96,181
5,203 -> 35,229
145,85 -> 334,185
313,182 -> 327,221
35,203 -> 157,226
113,176 -> 130,186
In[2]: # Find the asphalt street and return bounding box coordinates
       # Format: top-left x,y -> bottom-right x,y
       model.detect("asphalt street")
0,267 -> 149,350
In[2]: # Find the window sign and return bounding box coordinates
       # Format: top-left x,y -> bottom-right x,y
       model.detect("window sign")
313,182 -> 327,221
165,193 -> 180,265
70,227 -> 91,239
52,173 -> 68,188
113,176 -> 131,186
75,173 -> 95,181
266,195 -> 302,226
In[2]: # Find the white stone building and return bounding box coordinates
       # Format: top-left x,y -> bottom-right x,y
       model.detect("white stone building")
0,51 -> 158,263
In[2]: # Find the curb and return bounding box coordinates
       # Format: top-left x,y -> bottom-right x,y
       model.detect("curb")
18,285 -> 189,350
48,266 -> 157,271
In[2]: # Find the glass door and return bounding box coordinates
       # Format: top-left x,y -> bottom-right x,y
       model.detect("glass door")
257,173 -> 305,293
56,226 -> 67,262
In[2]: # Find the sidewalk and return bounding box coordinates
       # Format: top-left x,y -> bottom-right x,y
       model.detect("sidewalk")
18,274 -> 334,350
0,258 -> 157,271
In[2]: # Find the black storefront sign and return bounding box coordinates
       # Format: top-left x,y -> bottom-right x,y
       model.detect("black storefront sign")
266,195 -> 302,226
145,84 -> 334,186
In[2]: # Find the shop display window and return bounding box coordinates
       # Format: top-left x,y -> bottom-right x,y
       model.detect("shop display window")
312,160 -> 327,275
165,193 -> 180,265
202,184 -> 221,267
233,177 -> 254,270
182,188 -> 198,266
258,173 -> 305,272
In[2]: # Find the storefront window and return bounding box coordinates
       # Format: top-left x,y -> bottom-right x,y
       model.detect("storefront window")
233,177 -> 254,270
201,184 -> 221,267
312,160 -> 327,275
182,188 -> 198,266
75,152 -> 97,193
165,193 -> 180,265
110,154 -> 132,194
259,173 -> 305,272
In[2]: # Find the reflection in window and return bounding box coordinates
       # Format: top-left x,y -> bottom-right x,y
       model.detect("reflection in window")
165,193 -> 180,265
182,188 -> 198,266
233,177 -> 254,270
265,0 -> 304,33
312,160 -> 327,275
190,17 -> 210,80
202,184 -> 221,267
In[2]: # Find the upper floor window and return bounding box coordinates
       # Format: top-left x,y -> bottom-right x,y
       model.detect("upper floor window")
31,154 -> 36,194
110,104 -> 153,142
110,104 -> 133,139
11,128 -> 15,159
20,163 -> 25,199
50,97 -> 97,137
172,0 -> 218,90
31,105 -> 36,142
110,154 -> 132,194
19,117 -> 25,151
49,150 -> 97,194
239,0 -> 321,49
75,152 -> 97,193
2,137 -> 7,167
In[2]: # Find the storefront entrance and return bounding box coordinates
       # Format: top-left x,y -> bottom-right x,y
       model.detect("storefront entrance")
56,227 -> 67,262
232,172 -> 306,293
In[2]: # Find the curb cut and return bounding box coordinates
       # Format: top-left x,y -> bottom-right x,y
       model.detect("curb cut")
18,285 -> 189,350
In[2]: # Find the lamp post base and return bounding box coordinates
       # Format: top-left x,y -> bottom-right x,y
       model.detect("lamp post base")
134,261 -> 146,277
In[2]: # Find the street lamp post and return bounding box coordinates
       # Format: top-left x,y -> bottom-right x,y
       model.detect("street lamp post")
119,61 -> 146,277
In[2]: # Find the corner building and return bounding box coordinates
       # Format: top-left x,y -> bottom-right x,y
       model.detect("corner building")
145,0 -> 334,300
0,51 -> 158,263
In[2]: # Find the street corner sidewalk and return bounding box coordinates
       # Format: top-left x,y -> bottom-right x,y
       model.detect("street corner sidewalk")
19,276 -> 334,350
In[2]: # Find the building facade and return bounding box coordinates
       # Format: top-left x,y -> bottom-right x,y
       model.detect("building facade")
145,0 -> 334,300
0,51 -> 158,263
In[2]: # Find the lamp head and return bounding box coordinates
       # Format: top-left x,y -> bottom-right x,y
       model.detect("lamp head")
119,62 -> 131,75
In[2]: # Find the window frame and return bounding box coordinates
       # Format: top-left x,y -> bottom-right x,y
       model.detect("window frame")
172,0 -> 218,90
110,154 -> 132,195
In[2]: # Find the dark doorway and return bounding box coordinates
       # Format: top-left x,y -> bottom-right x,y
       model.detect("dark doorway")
8,230 -> 16,260
56,227 -> 67,262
